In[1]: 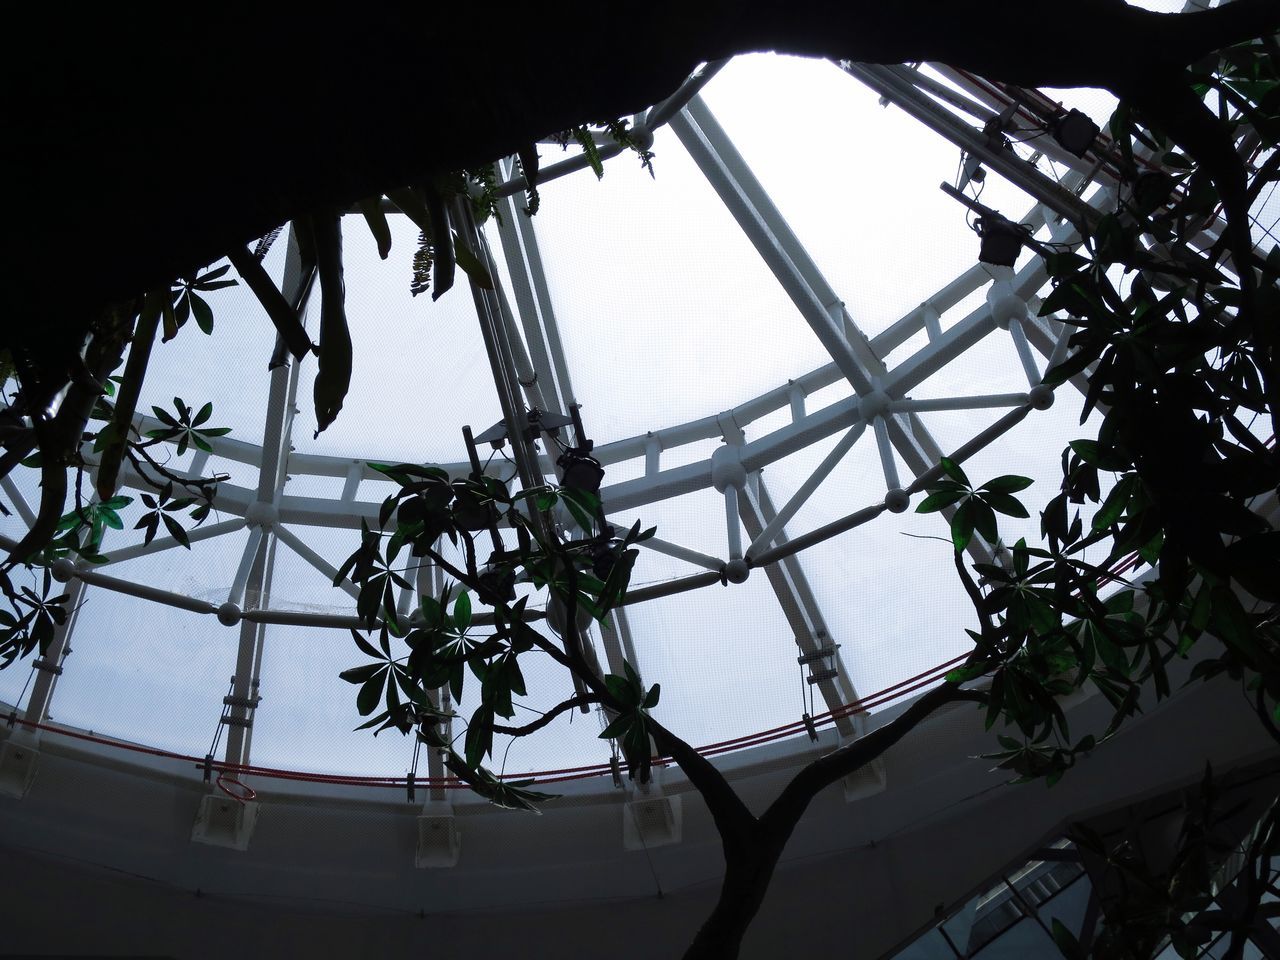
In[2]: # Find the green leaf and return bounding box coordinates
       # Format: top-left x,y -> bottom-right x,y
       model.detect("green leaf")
356,668 -> 387,715
599,713 -> 634,740
979,475 -> 1033,494
950,497 -> 976,551
358,196 -> 393,260
419,595 -> 442,626
465,705 -> 494,766
915,488 -> 966,513
561,486 -> 601,531
453,591 -> 472,631
152,405 -> 179,427
161,299 -> 179,342
623,659 -> 642,690
350,629 -> 384,661
353,710 -> 392,732
938,457 -> 970,487
605,673 -> 639,707
310,212 -> 353,435
385,662 -> 402,714
190,293 -> 215,334
982,491 -> 1030,518
643,683 -> 661,709
972,501 -> 998,544
385,187 -> 436,238
1092,475 -> 1137,531
340,661 -> 386,684
160,513 -> 191,548
1069,439 -> 1128,471
572,126 -> 605,179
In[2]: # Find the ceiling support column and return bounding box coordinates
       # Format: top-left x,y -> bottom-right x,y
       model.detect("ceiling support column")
486,190 -> 645,681
20,575 -> 86,728
219,225 -> 311,776
738,478 -> 862,739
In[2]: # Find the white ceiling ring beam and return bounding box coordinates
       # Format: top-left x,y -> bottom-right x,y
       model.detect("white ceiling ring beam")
186,263 -> 1004,489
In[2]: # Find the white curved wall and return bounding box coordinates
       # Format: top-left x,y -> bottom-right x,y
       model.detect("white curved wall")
2,671 -> 1276,959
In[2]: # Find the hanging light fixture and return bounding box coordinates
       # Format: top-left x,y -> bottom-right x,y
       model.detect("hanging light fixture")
1052,108 -> 1099,158
477,560 -> 517,604
975,215 -> 1025,267
558,403 -> 606,496
590,537 -> 622,581
558,448 -> 605,495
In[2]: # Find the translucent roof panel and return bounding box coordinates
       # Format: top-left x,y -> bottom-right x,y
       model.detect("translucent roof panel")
530,122 -> 833,442
0,50 -> 1187,783
292,214 -> 506,464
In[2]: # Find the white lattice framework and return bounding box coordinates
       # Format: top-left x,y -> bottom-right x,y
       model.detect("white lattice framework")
0,42 -> 1266,786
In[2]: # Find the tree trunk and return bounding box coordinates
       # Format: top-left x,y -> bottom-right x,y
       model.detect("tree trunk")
682,837 -> 786,960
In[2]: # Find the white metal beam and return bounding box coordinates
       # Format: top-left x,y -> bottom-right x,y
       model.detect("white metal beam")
222,225 -> 311,772
739,478 -> 861,738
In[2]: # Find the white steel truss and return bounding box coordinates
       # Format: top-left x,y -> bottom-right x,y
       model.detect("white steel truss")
0,48 -> 1253,782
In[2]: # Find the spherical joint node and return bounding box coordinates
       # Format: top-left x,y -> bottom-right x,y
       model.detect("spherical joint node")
217,602 -> 242,627
630,124 -> 654,152
723,558 -> 750,584
51,557 -> 78,583
710,444 -> 747,493
858,390 -> 891,422
1028,384 -> 1055,410
986,281 -> 1026,330
245,502 -> 279,529
884,488 -> 910,514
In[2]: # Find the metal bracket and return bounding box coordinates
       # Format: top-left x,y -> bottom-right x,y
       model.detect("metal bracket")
219,715 -> 253,728
31,658 -> 63,676
797,644 -> 840,666
222,694 -> 261,709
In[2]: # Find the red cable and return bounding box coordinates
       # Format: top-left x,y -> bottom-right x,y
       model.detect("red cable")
7,656 -> 962,789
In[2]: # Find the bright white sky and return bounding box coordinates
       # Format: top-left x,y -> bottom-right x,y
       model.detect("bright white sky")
0,51 -> 1167,779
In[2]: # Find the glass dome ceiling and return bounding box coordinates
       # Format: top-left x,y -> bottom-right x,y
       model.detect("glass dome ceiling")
2,35 -> 1253,785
